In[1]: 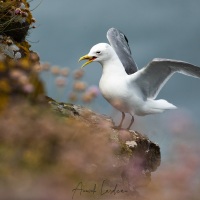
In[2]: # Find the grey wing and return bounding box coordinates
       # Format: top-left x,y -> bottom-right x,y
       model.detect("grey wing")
107,27 -> 138,75
133,58 -> 200,99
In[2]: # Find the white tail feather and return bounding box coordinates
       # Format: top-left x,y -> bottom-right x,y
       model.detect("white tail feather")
142,99 -> 177,115
155,99 -> 177,110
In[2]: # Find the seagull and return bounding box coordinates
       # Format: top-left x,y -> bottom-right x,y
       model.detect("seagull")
79,27 -> 200,130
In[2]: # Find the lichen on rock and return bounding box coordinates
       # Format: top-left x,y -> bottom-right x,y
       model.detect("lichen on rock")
0,0 -> 36,59
0,0 -> 45,111
0,53 -> 45,111
0,0 -> 35,42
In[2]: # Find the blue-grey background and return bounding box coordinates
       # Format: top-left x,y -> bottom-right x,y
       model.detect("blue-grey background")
29,0 -> 200,158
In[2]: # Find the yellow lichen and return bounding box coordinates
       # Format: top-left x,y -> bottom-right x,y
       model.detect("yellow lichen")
0,94 -> 9,112
0,1 -> 45,111
0,62 -> 6,72
17,41 -> 31,57
0,79 -> 11,93
18,58 -> 30,69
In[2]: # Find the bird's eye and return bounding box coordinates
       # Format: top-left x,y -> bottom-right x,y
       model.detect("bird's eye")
96,51 -> 101,54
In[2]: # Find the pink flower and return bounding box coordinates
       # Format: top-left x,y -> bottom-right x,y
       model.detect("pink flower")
60,67 -> 70,77
55,76 -> 66,87
73,69 -> 84,79
73,81 -> 87,91
51,66 -> 60,75
14,8 -> 22,15
86,85 -> 100,97
82,92 -> 93,103
9,70 -> 23,79
23,84 -> 34,93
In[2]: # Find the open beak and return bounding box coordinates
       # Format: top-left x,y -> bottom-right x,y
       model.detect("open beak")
78,55 -> 97,68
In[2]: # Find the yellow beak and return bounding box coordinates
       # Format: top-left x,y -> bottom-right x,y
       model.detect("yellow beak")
78,55 -> 96,68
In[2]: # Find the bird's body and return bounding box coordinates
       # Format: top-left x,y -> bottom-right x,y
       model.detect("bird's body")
98,44 -> 176,116
79,28 -> 200,129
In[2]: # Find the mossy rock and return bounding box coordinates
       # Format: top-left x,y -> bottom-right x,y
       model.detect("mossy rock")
0,53 -> 45,112
0,0 -> 45,112
0,0 -> 35,42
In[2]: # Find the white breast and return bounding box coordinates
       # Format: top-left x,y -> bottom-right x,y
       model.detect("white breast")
99,75 -> 133,113
100,73 -> 147,115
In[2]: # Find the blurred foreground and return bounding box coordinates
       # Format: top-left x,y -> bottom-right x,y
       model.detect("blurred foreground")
0,101 -> 200,200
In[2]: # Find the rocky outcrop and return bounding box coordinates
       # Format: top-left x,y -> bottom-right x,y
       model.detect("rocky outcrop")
0,0 -> 45,111
46,96 -> 161,193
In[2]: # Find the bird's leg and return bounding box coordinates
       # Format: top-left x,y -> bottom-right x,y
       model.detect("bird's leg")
118,112 -> 125,128
114,112 -> 125,129
127,115 -> 134,130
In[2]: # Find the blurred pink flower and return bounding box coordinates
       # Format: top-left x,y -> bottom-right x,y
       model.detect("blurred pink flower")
86,85 -> 100,97
33,64 -> 42,73
60,67 -> 70,77
73,81 -> 87,91
51,66 -> 60,75
23,84 -> 34,93
73,69 -> 84,79
55,76 -> 66,87
14,8 -> 22,15
9,70 -> 23,79
82,92 -> 93,103
21,12 -> 28,18
41,62 -> 50,71
18,74 -> 29,85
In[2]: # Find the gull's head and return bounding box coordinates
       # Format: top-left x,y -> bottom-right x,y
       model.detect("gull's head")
79,43 -> 114,68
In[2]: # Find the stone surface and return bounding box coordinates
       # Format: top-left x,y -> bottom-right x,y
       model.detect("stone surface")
46,96 -> 161,192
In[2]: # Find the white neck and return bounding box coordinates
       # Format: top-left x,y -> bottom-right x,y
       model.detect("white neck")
100,54 -> 127,77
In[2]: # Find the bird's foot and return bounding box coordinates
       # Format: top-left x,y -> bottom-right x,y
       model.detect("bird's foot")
112,125 -> 122,130
113,126 -> 131,131
126,115 -> 134,130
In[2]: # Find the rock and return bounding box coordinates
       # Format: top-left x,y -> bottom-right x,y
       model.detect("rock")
46,96 -> 161,192
0,0 -> 35,43
0,0 -> 45,112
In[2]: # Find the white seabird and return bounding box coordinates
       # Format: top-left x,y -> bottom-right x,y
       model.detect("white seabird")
79,28 -> 200,129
